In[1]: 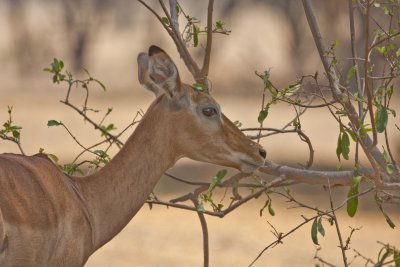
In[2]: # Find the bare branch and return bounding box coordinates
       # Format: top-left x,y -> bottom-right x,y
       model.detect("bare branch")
0,134 -> 25,155
157,0 -> 201,77
61,100 -> 123,146
190,195 -> 209,267
259,160 -> 394,186
348,0 -> 363,117
249,186 -> 374,266
168,0 -> 179,33
327,178 -> 348,267
363,2 -> 378,150
200,0 -> 214,81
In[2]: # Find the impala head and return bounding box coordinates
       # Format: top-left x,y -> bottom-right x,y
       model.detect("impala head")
137,45 -> 266,173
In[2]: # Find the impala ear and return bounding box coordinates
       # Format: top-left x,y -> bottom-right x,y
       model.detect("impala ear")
137,45 -> 183,99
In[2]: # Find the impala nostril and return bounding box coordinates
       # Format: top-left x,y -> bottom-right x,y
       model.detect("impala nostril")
259,148 -> 267,159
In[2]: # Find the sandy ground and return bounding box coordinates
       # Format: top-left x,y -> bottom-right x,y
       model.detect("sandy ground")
84,190 -> 399,267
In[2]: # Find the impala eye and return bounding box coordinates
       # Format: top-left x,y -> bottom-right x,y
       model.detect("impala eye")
202,107 -> 218,117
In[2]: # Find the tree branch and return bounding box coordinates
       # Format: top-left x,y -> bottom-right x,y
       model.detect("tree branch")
301,0 -> 387,182
249,186 -> 374,266
190,195 -> 209,267
200,0 -> 214,81
327,178 -> 348,267
168,0 -> 179,33
158,0 -> 201,77
259,160 -> 396,187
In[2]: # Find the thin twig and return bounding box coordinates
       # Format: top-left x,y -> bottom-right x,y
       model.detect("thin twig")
327,178 -> 348,267
200,0 -> 214,81
190,195 -> 209,267
61,100 -> 123,146
249,187 -> 374,266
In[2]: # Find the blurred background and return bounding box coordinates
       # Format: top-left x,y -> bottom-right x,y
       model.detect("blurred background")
0,0 -> 399,266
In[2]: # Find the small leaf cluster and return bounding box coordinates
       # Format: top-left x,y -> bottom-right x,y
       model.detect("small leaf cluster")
43,58 -> 66,84
256,70 -> 303,125
0,106 -> 22,142
192,82 -> 205,91
382,147 -> 395,174
100,123 -> 117,137
374,242 -> 400,267
311,217 -> 325,246
43,58 -> 106,92
39,148 -> 84,176
197,169 -> 227,212
259,195 -> 275,217
163,3 -> 229,48
46,119 -> 112,175
336,125 -> 350,161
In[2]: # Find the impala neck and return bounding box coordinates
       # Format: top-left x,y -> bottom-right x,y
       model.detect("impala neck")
75,98 -> 179,250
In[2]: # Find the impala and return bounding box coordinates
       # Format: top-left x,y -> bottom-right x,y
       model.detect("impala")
0,46 -> 266,266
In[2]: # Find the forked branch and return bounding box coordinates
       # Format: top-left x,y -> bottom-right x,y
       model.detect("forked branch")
137,0 -> 217,91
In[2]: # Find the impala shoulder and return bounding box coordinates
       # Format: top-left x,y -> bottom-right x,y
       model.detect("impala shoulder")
32,153 -> 53,162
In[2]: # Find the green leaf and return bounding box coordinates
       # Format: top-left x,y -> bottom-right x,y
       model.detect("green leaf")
47,153 -> 59,163
382,5 -> 389,15
93,78 -> 106,91
341,132 -> 350,160
63,163 -> 83,176
347,65 -> 357,80
196,202 -> 205,212
259,199 -> 270,217
375,105 -> 388,133
257,70 -> 273,91
193,24 -> 200,47
394,251 -> 400,267
233,120 -> 242,128
258,104 -> 270,124
192,82 -> 205,91
161,17 -> 170,26
378,250 -> 391,266
311,218 -> 319,245
11,130 -> 20,139
208,169 -> 227,193
215,20 -> 224,30
336,133 -> 342,161
396,48 -> 400,57
268,202 -> 275,216
386,85 -> 394,98
94,150 -> 108,158
47,120 -> 61,127
100,123 -> 116,136
347,176 -> 362,217
283,186 -> 291,194
387,164 -> 395,174
376,46 -> 387,55
375,194 -> 396,229
382,147 -> 395,174
317,217 -> 325,237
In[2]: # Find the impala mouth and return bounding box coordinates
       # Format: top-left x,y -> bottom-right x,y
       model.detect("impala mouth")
239,158 -> 264,174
